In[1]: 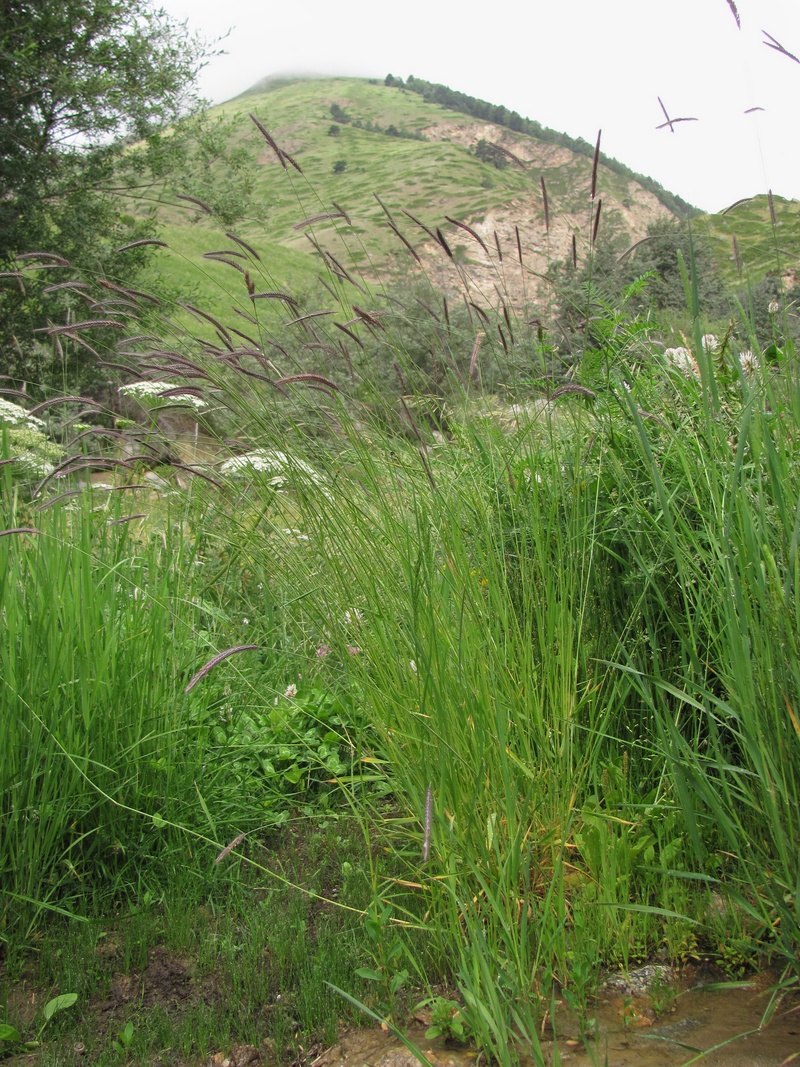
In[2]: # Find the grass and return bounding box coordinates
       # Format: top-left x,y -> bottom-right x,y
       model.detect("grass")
3,104 -> 800,1067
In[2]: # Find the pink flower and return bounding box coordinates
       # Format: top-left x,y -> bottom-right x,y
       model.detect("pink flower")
346,645 -> 362,656
316,644 -> 332,658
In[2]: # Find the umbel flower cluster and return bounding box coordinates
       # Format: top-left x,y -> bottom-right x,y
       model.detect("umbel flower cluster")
0,399 -> 61,477
219,449 -> 332,498
119,381 -> 207,411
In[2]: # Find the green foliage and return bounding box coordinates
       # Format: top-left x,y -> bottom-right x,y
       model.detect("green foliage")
419,997 -> 472,1043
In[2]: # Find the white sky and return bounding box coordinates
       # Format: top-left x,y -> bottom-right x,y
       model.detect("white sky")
159,0 -> 800,213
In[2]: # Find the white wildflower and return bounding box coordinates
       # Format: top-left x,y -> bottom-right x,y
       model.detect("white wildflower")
0,399 -> 45,430
242,617 -> 249,626
344,608 -> 364,627
119,381 -> 206,410
738,349 -> 759,377
283,683 -> 297,699
409,660 -> 417,674
12,452 -> 54,476
701,334 -> 719,355
664,347 -> 699,378
769,300 -> 780,315
219,450 -> 332,499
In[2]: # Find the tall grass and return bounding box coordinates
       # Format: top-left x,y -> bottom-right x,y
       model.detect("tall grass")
5,117 -> 799,1064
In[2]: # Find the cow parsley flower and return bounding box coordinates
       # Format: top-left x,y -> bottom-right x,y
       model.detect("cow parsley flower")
0,399 -> 45,430
119,381 -> 206,410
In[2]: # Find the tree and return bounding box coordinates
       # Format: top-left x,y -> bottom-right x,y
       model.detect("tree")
0,0 -> 209,392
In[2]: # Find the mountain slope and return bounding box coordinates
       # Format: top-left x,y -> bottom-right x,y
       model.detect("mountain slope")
138,76 -> 681,314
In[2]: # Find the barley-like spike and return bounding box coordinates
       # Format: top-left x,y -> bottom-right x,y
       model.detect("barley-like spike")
35,490 -> 81,510
445,216 -> 489,257
591,129 -> 602,200
284,310 -> 336,327
592,199 -> 602,244
502,301 -> 514,341
551,383 -> 597,400
42,281 -> 90,293
229,325 -> 260,346
282,150 -> 303,174
0,527 -> 40,537
98,280 -> 163,305
402,211 -> 438,242
158,386 -> 205,401
386,220 -> 422,262
334,322 -> 365,349
372,193 -> 395,225
487,142 -> 526,169
179,302 -> 234,343
225,233 -> 262,260
572,234 -> 578,269
497,324 -> 508,354
468,301 -> 490,326
215,832 -> 247,865
27,395 -> 101,416
248,113 -> 287,168
768,189 -> 777,226
540,176 -> 550,233
233,308 -> 259,326
293,212 -> 347,230
326,252 -> 368,295
44,320 -> 125,334
0,271 -> 23,280
176,193 -> 215,215
171,463 -> 225,489
107,514 -> 147,526
185,645 -> 259,694
250,291 -> 300,308
274,373 -> 340,393
435,228 -> 453,259
732,236 -> 742,276
468,333 -> 484,379
331,201 -> 351,226
116,239 -> 168,252
494,231 -> 503,262
352,305 -> 387,331
515,226 -> 523,266
442,297 -> 450,328
17,252 -> 71,265
422,785 -> 433,862
203,249 -> 247,260
726,0 -> 741,28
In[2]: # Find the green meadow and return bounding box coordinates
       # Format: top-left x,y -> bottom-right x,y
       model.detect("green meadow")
2,72 -> 800,1067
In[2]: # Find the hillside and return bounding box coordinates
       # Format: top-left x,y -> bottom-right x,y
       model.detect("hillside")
136,76 -> 683,317
130,75 -> 799,336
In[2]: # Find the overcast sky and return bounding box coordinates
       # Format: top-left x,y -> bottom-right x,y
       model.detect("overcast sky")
158,0 -> 800,214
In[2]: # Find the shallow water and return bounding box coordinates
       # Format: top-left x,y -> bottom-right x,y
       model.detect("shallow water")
312,971 -> 800,1067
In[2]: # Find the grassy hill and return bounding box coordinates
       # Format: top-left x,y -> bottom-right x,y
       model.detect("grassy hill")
135,76 -> 684,317
128,75 -> 797,342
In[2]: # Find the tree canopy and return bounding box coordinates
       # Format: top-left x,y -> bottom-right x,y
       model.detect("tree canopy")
0,0 -> 209,390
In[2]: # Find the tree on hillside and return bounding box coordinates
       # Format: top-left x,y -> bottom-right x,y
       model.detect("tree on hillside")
0,0 -> 213,392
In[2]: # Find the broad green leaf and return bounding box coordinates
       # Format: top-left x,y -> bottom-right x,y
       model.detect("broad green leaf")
43,993 -> 77,1021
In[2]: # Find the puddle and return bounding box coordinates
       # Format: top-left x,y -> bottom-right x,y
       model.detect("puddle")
312,971 -> 800,1067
